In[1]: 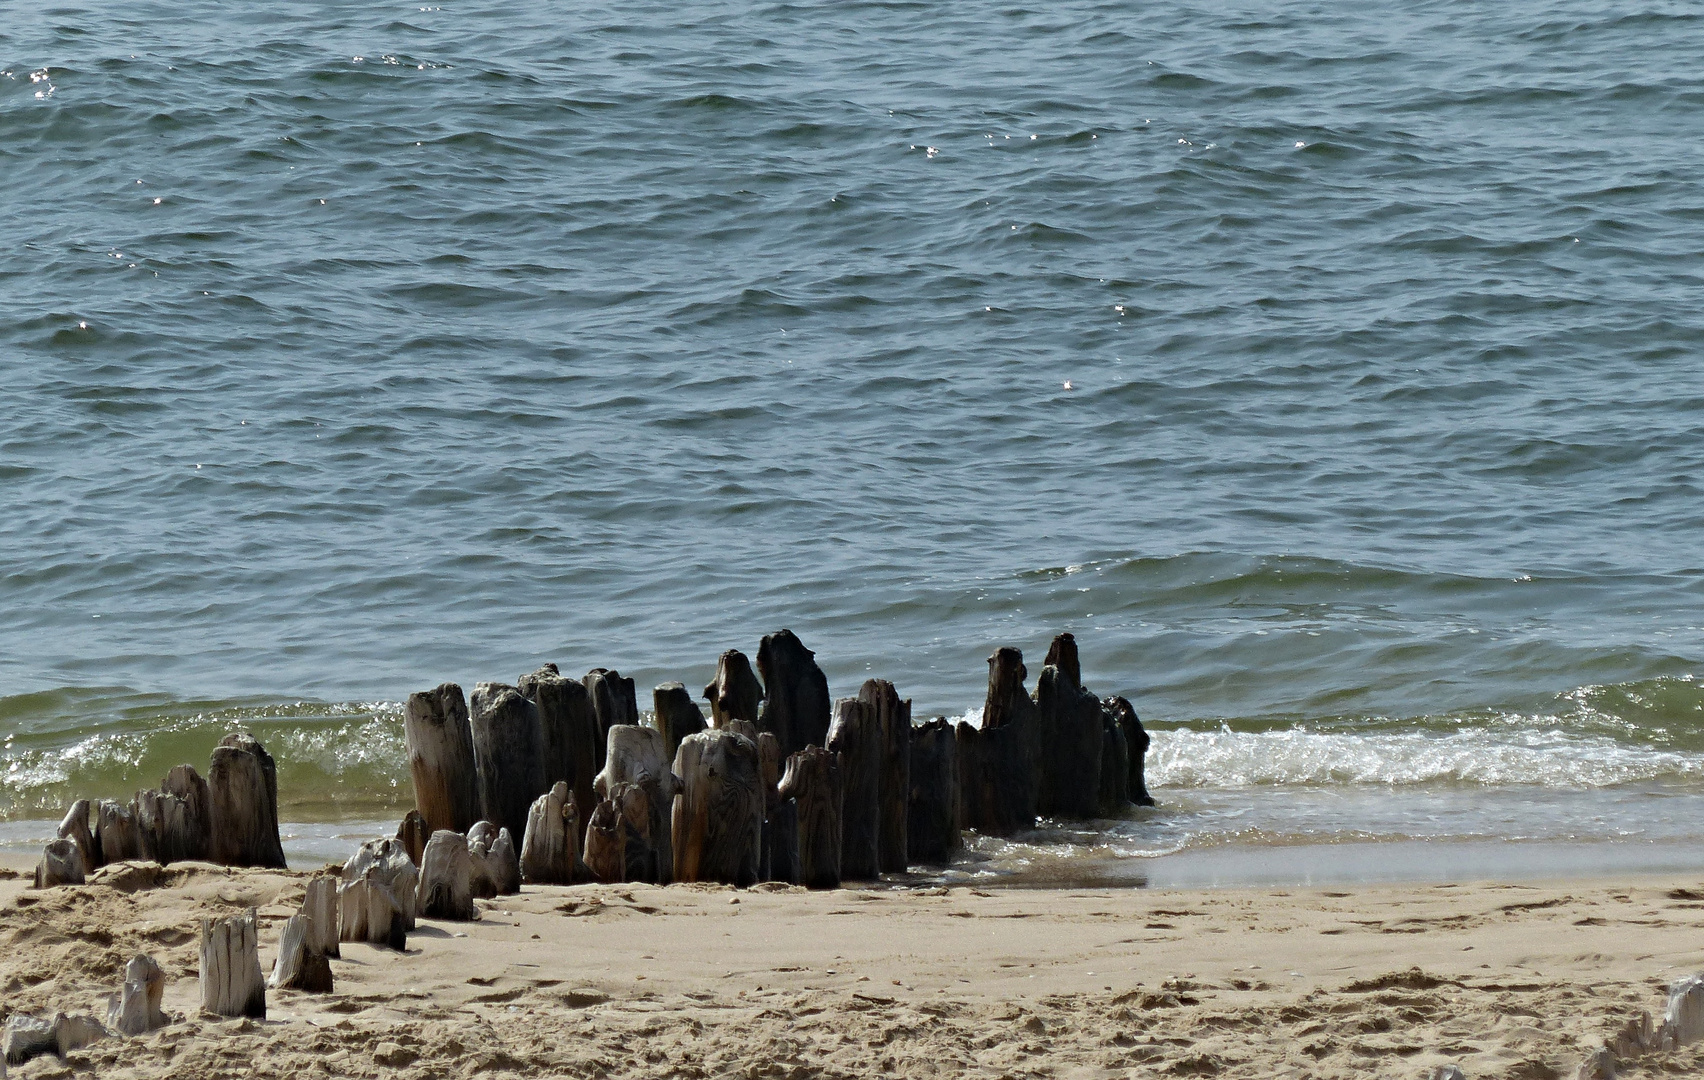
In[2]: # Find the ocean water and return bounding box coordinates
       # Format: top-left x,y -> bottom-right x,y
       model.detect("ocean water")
4,0 -> 1704,882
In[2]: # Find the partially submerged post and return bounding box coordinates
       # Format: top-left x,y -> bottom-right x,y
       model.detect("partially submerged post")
208,733 -> 287,868
958,647 -> 1038,835
861,678 -> 911,874
672,729 -> 763,886
1102,695 -> 1155,806
756,630 -> 830,757
417,829 -> 477,921
827,697 -> 881,880
703,649 -> 763,729
469,683 -> 547,842
518,665 -> 601,828
777,746 -> 842,889
1034,634 -> 1104,820
520,781 -> 579,885
200,910 -> 266,1018
652,682 -> 706,760
404,683 -> 480,834
907,717 -> 960,864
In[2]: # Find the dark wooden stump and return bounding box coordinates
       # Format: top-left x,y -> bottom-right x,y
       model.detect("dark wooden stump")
652,682 -> 706,760
756,630 -> 830,758
1034,635 -> 1104,820
908,717 -> 960,864
404,683 -> 480,835
671,730 -> 763,886
764,798 -> 801,884
1099,713 -> 1131,814
57,800 -> 96,872
161,764 -> 211,862
1102,696 -> 1155,806
957,647 -> 1040,835
860,679 -> 911,873
396,809 -> 429,867
518,665 -> 601,828
208,733 -> 287,868
777,746 -> 842,889
595,724 -> 677,883
583,668 -> 638,768
703,649 -> 764,728
200,910 -> 265,1018
520,781 -> 579,885
827,697 -> 881,880
33,838 -> 85,888
470,682 -> 548,842
417,830 -> 476,920
96,799 -> 140,865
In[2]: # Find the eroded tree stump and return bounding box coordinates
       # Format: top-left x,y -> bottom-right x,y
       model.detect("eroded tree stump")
908,717 -> 960,864
1099,713 -> 1131,814
270,914 -> 333,992
583,668 -> 638,768
652,682 -> 707,760
957,647 -> 1039,835
396,809 -> 429,867
777,746 -> 842,889
470,682 -> 548,842
861,679 -> 911,874
468,821 -> 520,896
301,873 -> 340,959
518,665 -> 601,829
583,783 -> 658,883
200,910 -> 265,1018
417,829 -> 477,921
34,838 -> 85,888
208,733 -> 287,868
1034,635 -> 1104,820
404,683 -> 480,835
594,724 -> 677,883
1101,696 -> 1155,806
827,697 -> 881,880
108,954 -> 167,1035
160,764 -> 212,862
703,649 -> 764,729
341,838 -> 419,935
96,799 -> 140,865
521,781 -> 579,885
671,729 -> 763,886
57,800 -> 96,872
756,630 -> 830,757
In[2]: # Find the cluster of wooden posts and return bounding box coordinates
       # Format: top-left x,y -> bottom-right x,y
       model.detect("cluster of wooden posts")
403,629 -> 1155,892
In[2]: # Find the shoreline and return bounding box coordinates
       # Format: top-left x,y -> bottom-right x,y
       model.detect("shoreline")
4,863 -> 1703,1078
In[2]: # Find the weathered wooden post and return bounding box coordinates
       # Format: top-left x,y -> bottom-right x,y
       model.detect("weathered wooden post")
468,821 -> 520,896
518,665 -> 602,828
108,954 -> 167,1034
908,717 -> 960,863
96,799 -> 140,864
132,790 -> 164,863
161,763 -> 211,861
1034,634 -> 1104,819
861,679 -> 911,873
342,838 -> 418,931
405,683 -> 479,835
302,873 -> 340,959
703,649 -> 764,728
652,682 -> 706,760
208,733 -> 287,868
270,914 -> 333,992
469,683 -> 548,842
33,838 -> 85,888
756,630 -> 831,757
595,724 -> 677,883
1099,695 -> 1155,806
416,830 -> 476,920
756,732 -> 791,881
520,781 -> 579,885
777,746 -> 842,889
827,697 -> 880,880
957,647 -> 1039,835
671,729 -> 763,886
200,909 -> 265,1018
396,809 -> 429,866
57,800 -> 96,872
583,668 -> 638,767
1099,711 -> 1131,813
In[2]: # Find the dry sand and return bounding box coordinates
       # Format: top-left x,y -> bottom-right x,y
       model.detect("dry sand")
3,854 -> 1704,1079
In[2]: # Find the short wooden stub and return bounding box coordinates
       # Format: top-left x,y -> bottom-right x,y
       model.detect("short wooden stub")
518,665 -> 602,828
672,729 -> 763,886
302,874 -> 340,959
108,954 -> 167,1035
161,764 -> 212,862
1102,695 -> 1155,806
652,682 -> 707,759
594,724 -> 678,883
861,679 -> 911,874
341,837 -> 419,944
417,829 -> 477,921
470,682 -> 548,842
584,783 -> 659,883
520,781 -> 579,885
1034,635 -> 1104,820
827,697 -> 881,880
958,647 -> 1038,835
200,909 -> 266,1019
404,683 -> 480,835
397,809 -> 430,867
703,649 -> 764,728
907,717 -> 960,864
96,799 -> 140,865
777,746 -> 842,889
208,733 -> 287,868
34,838 -> 85,888
583,668 -> 639,768
270,913 -> 333,993
756,630 -> 831,758
56,800 -> 96,873
468,821 -> 520,896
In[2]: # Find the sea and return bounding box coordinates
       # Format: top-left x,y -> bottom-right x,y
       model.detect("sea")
5,0 -> 1704,887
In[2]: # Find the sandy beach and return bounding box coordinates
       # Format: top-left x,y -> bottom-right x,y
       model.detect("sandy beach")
4,853 -> 1703,1079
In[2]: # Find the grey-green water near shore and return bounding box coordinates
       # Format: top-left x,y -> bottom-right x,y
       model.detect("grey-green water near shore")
4,0 -> 1704,879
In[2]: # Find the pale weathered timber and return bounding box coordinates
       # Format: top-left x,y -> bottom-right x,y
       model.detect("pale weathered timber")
703,649 -> 764,729
520,781 -> 579,885
96,799 -> 140,865
467,821 -> 498,898
34,838 -> 85,888
1668,973 -> 1704,1046
581,796 -> 627,884
594,723 -> 677,883
1034,635 -> 1104,820
57,800 -> 96,872
301,874 -> 340,959
342,837 -> 419,932
397,809 -> 429,867
755,630 -> 831,758
416,829 -> 477,920
518,665 -> 601,829
269,913 -> 333,992
208,733 -> 287,868
1102,696 -> 1155,806
652,682 -> 707,760
1099,711 -> 1132,814
404,683 -> 480,834
468,821 -> 520,896
3,1014 -> 57,1066
860,679 -> 911,873
583,668 -> 639,769
338,875 -> 407,950
777,745 -> 842,889
200,909 -> 265,1018
827,697 -> 881,880
671,729 -> 764,886
160,763 -> 212,862
469,682 -> 548,841
907,717 -> 960,864
108,954 -> 167,1035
